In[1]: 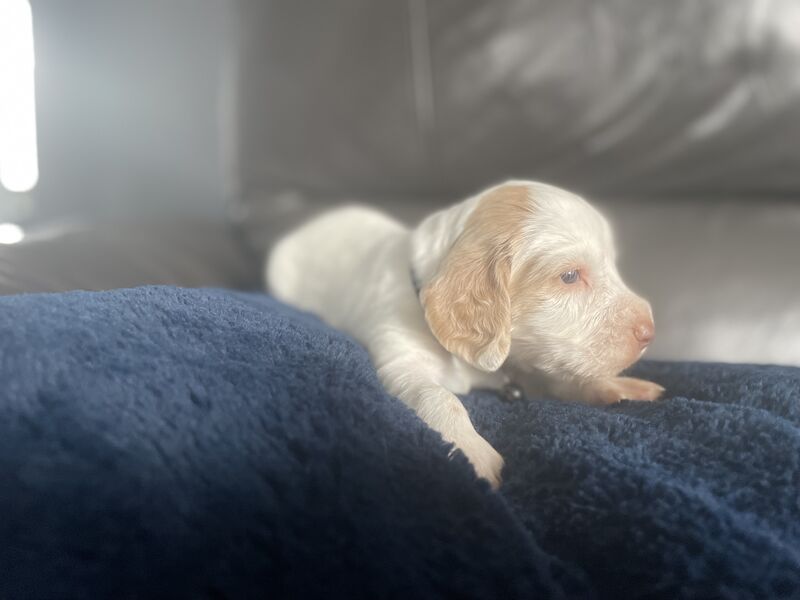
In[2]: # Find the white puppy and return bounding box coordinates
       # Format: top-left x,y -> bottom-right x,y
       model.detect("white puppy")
267,181 -> 663,488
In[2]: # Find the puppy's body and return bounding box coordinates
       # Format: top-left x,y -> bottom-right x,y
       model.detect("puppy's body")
270,204 -> 497,391
268,181 -> 663,487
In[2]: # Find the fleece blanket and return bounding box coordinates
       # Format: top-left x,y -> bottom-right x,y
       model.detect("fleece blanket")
0,286 -> 797,599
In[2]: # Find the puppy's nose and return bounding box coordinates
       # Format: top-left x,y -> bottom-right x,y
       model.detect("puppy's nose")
633,319 -> 655,346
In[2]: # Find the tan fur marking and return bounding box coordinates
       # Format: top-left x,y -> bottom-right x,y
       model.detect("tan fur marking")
421,184 -> 532,371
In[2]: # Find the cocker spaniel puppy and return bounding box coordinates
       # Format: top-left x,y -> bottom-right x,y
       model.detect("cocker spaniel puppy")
268,181 -> 663,488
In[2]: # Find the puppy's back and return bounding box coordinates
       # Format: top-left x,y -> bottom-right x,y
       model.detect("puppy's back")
267,205 -> 406,318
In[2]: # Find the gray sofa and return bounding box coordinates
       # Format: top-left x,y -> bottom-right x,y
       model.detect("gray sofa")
2,0 -> 799,366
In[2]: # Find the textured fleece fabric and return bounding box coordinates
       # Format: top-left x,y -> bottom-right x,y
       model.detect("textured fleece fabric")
0,286 -> 797,599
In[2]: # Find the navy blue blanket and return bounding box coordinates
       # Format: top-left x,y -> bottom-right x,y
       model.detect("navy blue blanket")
0,287 -> 797,599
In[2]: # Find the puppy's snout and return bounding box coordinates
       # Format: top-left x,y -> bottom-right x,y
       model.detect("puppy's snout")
633,317 -> 655,347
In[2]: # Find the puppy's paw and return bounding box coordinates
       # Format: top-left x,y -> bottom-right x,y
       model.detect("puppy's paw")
452,433 -> 505,490
582,377 -> 665,405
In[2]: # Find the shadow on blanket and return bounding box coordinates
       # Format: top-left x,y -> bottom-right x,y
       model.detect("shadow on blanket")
0,287 -> 797,598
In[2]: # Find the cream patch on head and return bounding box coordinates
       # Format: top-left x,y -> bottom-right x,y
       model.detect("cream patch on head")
420,183 -> 532,372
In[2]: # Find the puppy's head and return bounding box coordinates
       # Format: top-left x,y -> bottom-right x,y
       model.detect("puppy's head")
419,181 -> 653,381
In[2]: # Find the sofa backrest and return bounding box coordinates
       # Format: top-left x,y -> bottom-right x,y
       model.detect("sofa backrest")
234,0 -> 800,248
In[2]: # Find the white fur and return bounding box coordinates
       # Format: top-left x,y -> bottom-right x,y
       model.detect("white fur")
267,180 -> 661,488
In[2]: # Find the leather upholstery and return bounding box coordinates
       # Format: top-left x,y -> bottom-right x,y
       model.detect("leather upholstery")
0,218 -> 261,295
235,0 -> 800,207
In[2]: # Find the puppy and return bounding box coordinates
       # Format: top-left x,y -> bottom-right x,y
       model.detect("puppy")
267,181 -> 663,488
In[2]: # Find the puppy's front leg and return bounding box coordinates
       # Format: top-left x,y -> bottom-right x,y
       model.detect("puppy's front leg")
378,364 -> 504,488
551,377 -> 665,406
415,386 -> 505,489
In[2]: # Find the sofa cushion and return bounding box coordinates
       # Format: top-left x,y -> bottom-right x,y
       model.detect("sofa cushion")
0,217 -> 261,295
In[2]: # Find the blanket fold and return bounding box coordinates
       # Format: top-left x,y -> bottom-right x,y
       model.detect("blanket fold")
0,286 -> 797,599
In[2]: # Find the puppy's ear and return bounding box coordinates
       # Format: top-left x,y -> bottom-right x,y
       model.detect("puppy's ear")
420,184 -> 528,372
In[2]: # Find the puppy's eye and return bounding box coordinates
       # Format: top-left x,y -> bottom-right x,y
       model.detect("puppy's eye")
560,270 -> 580,284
